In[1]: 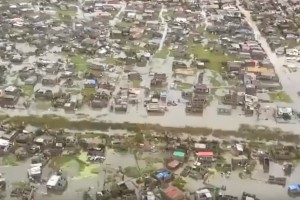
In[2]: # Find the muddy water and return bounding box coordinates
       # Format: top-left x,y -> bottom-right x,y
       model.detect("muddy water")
184,163 -> 300,200
1,148 -> 299,200
104,149 -> 137,169
209,167 -> 300,200
0,150 -> 141,200
4,97 -> 300,133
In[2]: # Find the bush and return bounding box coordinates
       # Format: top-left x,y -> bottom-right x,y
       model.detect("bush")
124,166 -> 140,178
135,132 -> 144,144
172,177 -> 187,190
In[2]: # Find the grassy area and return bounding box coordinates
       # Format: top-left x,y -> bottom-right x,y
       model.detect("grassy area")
49,153 -> 101,178
196,25 -> 218,39
197,25 -> 205,32
117,21 -> 133,28
131,80 -> 141,88
70,55 -> 89,72
2,154 -> 18,166
126,44 -> 146,52
82,88 -> 96,96
124,166 -> 140,178
105,57 -> 122,65
22,85 -> 34,96
177,82 -> 193,90
210,77 -> 221,87
269,91 -> 292,103
56,7 -> 76,22
49,154 -> 87,172
124,165 -> 156,178
283,40 -> 300,48
154,47 -> 170,59
56,8 -> 77,16
81,88 -> 96,102
210,71 -> 221,87
188,43 -> 238,72
65,89 -> 81,95
205,32 -> 219,40
35,101 -> 52,110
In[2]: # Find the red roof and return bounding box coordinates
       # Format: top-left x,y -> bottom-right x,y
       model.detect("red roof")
196,151 -> 214,157
164,186 -> 184,200
167,160 -> 180,169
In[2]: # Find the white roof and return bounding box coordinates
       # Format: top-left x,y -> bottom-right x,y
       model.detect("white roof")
28,166 -> 41,176
175,17 -> 187,22
196,189 -> 212,198
147,191 -> 155,200
194,143 -> 206,149
30,163 -> 42,168
236,144 -> 244,152
5,85 -> 17,92
34,138 -> 44,143
0,139 -> 9,147
46,175 -> 60,187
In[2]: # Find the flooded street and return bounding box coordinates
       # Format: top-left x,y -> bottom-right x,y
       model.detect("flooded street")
0,126 -> 298,200
2,97 -> 300,133
183,161 -> 300,200
0,0 -> 300,199
1,154 -> 300,200
0,1 -> 300,135
0,149 -> 143,200
2,49 -> 300,133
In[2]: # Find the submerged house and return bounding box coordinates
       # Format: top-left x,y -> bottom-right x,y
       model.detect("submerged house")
0,86 -> 21,106
46,174 -> 67,192
150,73 -> 167,87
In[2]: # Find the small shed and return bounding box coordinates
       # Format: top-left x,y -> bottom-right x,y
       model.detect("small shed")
172,150 -> 186,162
196,151 -> 214,158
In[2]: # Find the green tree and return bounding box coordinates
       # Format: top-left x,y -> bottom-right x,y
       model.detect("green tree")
172,177 -> 187,190
134,132 -> 144,144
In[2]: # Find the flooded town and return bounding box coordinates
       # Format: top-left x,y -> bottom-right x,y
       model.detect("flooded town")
0,0 -> 300,199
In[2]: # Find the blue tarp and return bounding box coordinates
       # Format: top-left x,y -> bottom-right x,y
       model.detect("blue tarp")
288,184 -> 300,191
155,171 -> 170,180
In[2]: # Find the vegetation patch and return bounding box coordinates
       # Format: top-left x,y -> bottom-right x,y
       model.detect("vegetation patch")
197,24 -> 219,39
105,57 -> 123,65
56,6 -> 77,22
172,177 -> 187,190
2,115 -> 300,143
117,21 -> 133,28
81,88 -> 96,102
197,25 -> 205,33
49,153 -> 99,178
124,166 -> 140,178
65,88 -> 81,95
2,154 -> 18,166
124,165 -> 156,178
154,48 -> 170,59
210,72 -> 222,87
177,82 -> 193,90
188,43 -> 238,72
35,101 -> 52,110
22,85 -> 34,96
284,40 -> 300,48
131,80 -> 141,88
69,55 -> 89,72
49,155 -> 87,172
269,91 -> 292,103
